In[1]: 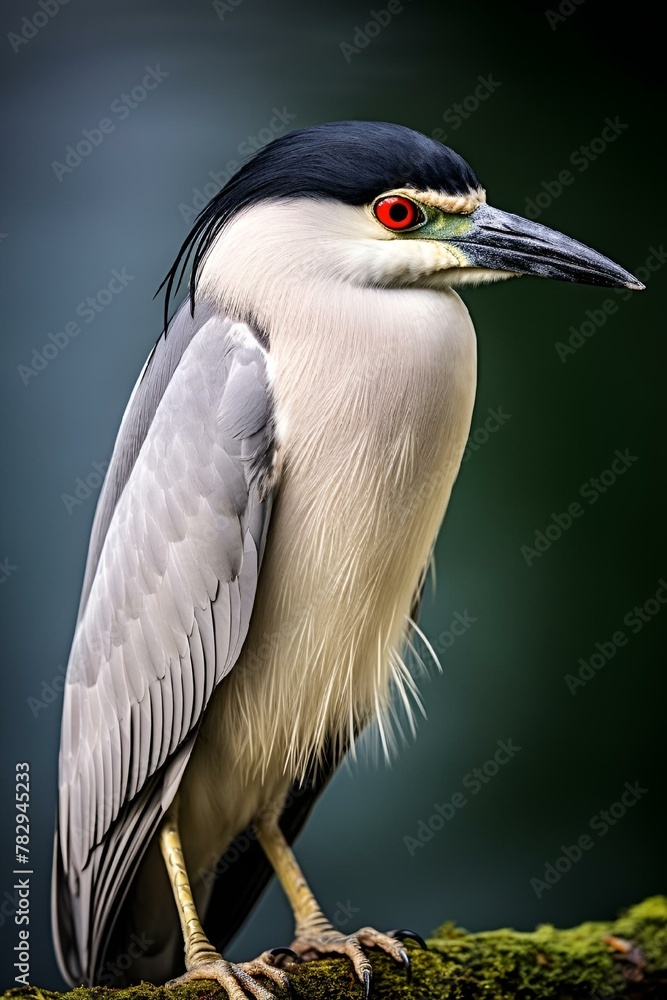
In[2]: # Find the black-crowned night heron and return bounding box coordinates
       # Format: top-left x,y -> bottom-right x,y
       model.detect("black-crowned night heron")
52,121 -> 643,1000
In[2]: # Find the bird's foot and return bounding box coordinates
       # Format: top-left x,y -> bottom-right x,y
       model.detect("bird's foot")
167,955 -> 292,999
287,926 -> 425,997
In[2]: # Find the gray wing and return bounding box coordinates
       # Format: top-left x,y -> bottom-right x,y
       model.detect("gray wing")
52,302 -> 275,986
77,300 -> 220,620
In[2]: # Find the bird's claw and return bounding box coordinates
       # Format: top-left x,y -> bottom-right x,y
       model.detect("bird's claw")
388,927 -> 427,949
264,947 -> 302,966
167,956 -> 291,999
398,946 -> 412,983
362,967 -> 372,1000
289,925 -> 414,996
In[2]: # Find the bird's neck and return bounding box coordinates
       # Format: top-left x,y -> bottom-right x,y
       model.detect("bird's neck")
196,201 -> 477,382
197,202 -> 479,475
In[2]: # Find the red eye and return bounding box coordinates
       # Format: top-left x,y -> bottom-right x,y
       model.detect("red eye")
373,195 -> 423,231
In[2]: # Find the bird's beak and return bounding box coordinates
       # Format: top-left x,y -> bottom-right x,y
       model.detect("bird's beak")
445,203 -> 644,290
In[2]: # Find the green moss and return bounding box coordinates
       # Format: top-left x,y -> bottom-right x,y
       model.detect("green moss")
5,897 -> 666,1000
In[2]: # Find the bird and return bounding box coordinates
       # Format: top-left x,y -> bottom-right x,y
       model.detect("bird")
52,120 -> 643,1000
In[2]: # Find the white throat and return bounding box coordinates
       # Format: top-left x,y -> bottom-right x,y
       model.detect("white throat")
195,196 -> 506,342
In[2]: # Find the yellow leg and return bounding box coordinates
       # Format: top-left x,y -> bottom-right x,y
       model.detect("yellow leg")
256,815 -> 414,995
158,799 -> 291,998
256,816 -> 333,941
159,798 -> 222,969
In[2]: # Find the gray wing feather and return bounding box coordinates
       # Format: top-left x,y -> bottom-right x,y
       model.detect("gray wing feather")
77,300 -> 219,622
53,304 -> 275,985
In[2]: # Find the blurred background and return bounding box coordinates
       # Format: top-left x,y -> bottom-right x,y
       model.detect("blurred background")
0,0 -> 664,988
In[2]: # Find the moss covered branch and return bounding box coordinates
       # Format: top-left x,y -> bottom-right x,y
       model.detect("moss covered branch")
5,897 -> 667,1000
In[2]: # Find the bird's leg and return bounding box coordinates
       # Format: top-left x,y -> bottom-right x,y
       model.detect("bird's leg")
159,798 -> 291,999
256,816 -> 423,996
159,799 -> 221,969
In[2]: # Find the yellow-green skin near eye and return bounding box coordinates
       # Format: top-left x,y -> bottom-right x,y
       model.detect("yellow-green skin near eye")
401,203 -> 475,265
405,204 -> 476,240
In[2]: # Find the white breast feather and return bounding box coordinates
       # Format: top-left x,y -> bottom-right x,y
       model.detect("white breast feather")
180,199 -> 477,852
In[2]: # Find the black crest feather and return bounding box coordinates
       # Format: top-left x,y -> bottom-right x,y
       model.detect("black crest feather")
158,121 -> 481,332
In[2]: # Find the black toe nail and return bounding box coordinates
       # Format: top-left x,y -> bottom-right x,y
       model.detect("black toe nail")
398,948 -> 411,983
268,947 -> 302,963
388,928 -> 427,949
362,967 -> 372,1000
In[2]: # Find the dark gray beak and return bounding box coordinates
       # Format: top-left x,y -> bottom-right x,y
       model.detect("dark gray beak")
447,204 -> 644,290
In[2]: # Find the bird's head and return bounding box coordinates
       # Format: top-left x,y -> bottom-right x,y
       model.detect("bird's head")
163,121 -> 643,330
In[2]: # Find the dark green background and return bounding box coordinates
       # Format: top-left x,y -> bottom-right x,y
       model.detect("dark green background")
0,0 -> 664,989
